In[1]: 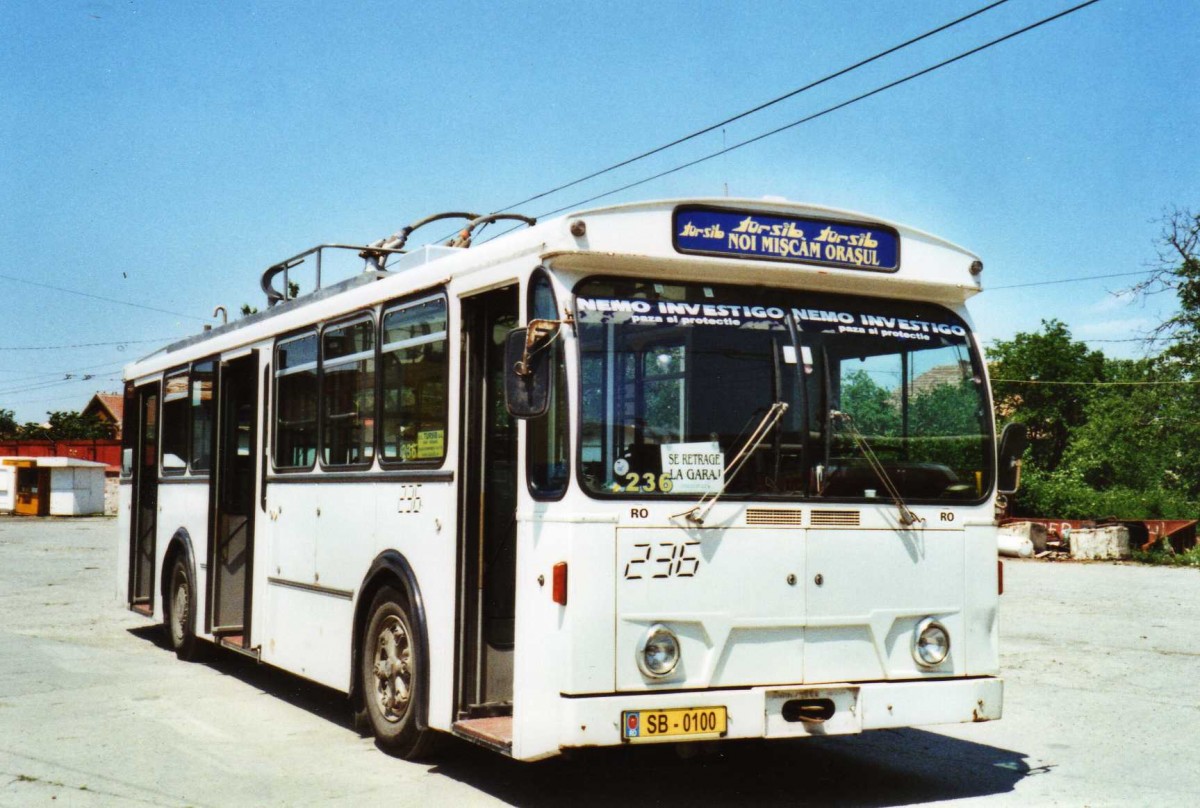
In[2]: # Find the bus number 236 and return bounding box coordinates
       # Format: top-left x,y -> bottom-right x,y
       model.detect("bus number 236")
624,541 -> 701,580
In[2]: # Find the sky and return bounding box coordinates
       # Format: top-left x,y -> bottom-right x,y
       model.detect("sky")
2,0 -> 1197,423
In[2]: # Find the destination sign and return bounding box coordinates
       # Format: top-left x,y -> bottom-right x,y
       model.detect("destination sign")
673,207 -> 900,271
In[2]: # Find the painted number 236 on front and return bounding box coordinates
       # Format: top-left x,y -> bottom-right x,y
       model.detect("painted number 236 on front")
624,541 -> 701,579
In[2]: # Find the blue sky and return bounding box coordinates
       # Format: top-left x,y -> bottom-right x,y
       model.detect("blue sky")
2,0 -> 1197,422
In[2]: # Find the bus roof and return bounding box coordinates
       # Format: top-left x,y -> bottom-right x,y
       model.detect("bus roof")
125,197 -> 983,378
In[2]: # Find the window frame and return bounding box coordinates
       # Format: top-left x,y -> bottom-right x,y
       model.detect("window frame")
187,357 -> 218,476
378,290 -> 450,469
159,366 -> 191,476
318,310 -> 378,471
272,327 -> 320,472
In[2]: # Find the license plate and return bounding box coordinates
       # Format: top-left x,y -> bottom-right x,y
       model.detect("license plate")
622,706 -> 727,742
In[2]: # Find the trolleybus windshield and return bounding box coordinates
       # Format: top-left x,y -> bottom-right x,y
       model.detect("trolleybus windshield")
576,278 -> 991,503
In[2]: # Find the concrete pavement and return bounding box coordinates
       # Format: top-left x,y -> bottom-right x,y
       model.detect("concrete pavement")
2,516 -> 1198,806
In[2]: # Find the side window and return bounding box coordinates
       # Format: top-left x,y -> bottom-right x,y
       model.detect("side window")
274,332 -> 318,469
381,296 -> 447,463
160,370 -> 189,474
528,273 -> 569,497
321,316 -> 376,467
190,360 -> 215,472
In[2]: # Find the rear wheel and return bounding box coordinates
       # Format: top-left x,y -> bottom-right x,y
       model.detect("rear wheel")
360,586 -> 438,760
166,556 -> 200,661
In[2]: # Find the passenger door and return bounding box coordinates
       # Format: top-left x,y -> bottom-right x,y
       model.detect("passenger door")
457,286 -> 519,713
207,353 -> 260,646
128,383 -> 160,614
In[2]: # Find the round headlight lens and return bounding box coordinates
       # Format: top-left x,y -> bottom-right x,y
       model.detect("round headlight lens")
913,618 -> 950,667
639,625 -> 680,677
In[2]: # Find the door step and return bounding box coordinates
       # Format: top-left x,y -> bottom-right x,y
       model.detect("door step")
452,716 -> 513,755
130,603 -> 152,617
217,635 -> 259,659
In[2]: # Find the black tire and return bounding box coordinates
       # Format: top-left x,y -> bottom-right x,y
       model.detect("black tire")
166,556 -> 200,661
360,586 -> 438,760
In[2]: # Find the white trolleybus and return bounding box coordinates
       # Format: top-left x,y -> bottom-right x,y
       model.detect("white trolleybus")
117,198 -> 1027,762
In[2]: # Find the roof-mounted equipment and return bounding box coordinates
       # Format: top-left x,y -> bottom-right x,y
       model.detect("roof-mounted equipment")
359,211 -> 482,271
260,243 -> 406,308
258,209 -> 536,308
447,213 -> 537,248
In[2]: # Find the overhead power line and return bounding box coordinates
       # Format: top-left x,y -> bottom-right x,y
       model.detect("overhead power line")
0,272 -> 209,323
0,375 -> 123,409
988,269 -> 1155,290
0,362 -> 127,393
0,378 -> 91,398
0,376 -> 117,398
435,1 -> 1017,245
0,336 -> 177,352
524,0 -> 1103,223
992,378 -> 1200,386
0,359 -> 130,380
494,0 -> 1014,214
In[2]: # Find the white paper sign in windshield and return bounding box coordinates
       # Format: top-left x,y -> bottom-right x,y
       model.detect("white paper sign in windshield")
661,442 -> 724,494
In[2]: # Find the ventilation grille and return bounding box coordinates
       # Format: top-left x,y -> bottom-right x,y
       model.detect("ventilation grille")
745,508 -> 803,526
810,509 -> 860,527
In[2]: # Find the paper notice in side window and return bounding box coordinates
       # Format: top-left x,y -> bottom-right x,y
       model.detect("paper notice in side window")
661,442 -> 724,494
417,429 -> 444,458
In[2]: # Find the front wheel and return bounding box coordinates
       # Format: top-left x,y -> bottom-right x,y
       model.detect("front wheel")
166,557 -> 200,661
360,586 -> 439,760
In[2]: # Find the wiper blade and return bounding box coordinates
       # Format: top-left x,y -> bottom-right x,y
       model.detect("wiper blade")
673,401 -> 789,526
829,410 -> 923,527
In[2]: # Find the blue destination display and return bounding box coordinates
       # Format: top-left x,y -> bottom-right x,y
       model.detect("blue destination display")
673,207 -> 899,271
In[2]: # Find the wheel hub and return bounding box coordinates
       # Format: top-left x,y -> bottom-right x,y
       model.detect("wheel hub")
372,616 -> 412,722
171,576 -> 189,646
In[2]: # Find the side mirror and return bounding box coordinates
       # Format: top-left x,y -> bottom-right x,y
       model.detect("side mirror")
504,321 -> 559,419
996,422 -> 1028,495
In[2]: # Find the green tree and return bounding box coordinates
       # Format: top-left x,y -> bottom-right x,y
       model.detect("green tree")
910,380 -> 982,436
17,411 -> 116,440
1062,359 -> 1190,493
991,210 -> 1200,521
1130,208 -> 1200,362
0,408 -> 18,439
988,319 -> 1105,473
840,370 -> 899,436
1020,357 -> 1200,519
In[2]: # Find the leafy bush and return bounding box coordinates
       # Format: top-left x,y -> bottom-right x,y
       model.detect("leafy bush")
1133,545 -> 1200,568
1013,467 -> 1198,520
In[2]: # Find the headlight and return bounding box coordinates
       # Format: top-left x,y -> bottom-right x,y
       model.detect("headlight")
912,618 -> 950,667
638,625 -> 680,678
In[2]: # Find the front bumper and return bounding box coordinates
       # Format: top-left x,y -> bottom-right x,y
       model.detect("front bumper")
558,676 -> 1002,749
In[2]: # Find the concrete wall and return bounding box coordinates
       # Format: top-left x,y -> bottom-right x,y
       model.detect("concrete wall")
47,468 -> 106,516
104,476 -> 120,516
0,466 -> 14,513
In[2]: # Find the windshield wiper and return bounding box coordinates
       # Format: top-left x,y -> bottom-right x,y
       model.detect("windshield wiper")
829,410 -> 923,527
673,401 -> 789,526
